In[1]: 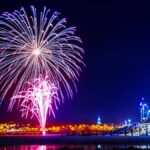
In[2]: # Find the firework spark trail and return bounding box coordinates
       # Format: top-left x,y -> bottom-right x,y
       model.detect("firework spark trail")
0,6 -> 84,103
9,76 -> 60,130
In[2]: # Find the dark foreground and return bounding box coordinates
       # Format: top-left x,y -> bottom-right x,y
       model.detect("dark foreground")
1,135 -> 150,146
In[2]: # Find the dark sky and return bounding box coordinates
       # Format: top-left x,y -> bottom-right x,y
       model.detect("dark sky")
1,0 -> 150,124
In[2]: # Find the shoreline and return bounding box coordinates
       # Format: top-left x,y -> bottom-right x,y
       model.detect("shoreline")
1,135 -> 150,145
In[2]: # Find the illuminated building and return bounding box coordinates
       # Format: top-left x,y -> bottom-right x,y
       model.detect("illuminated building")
97,116 -> 101,124
140,98 -> 150,122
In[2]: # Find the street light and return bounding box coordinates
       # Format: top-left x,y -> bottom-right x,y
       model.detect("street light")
124,120 -> 127,126
148,110 -> 150,118
128,119 -> 131,125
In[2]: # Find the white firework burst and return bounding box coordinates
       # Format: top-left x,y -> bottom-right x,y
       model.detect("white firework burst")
9,75 -> 60,130
0,6 -> 84,102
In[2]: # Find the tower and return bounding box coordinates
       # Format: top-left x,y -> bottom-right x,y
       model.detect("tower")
97,116 -> 101,124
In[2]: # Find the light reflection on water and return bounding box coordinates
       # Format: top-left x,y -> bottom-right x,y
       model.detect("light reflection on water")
1,145 -> 150,150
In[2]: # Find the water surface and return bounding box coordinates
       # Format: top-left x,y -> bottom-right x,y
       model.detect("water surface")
1,144 -> 150,150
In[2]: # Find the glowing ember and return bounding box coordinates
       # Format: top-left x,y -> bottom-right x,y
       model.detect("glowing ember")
9,76 -> 60,131
33,48 -> 40,56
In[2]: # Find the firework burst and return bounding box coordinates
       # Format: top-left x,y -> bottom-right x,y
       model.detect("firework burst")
0,6 -> 84,102
9,76 -> 60,131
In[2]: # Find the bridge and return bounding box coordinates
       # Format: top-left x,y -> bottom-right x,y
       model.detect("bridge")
112,122 -> 150,136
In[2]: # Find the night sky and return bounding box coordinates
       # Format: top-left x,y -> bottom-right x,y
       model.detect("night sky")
1,0 -> 150,124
